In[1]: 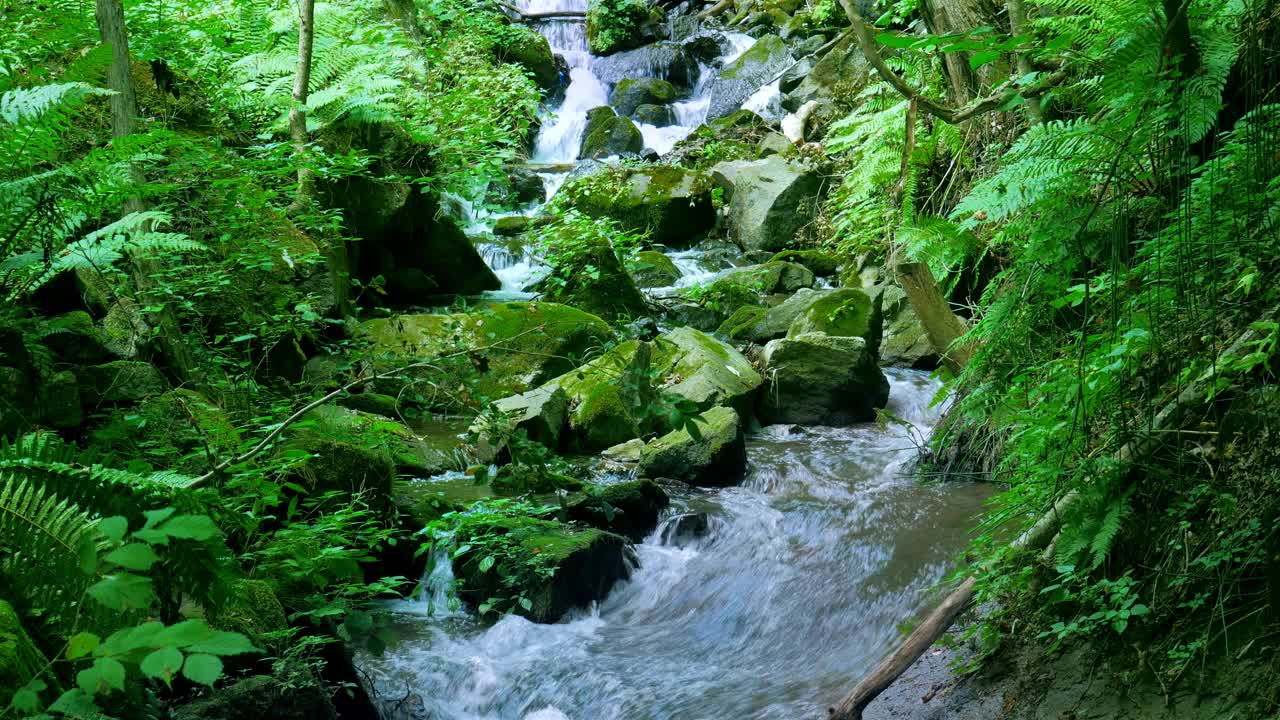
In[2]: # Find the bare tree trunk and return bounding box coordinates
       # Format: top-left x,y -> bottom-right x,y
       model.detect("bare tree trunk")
288,0 -> 316,212
1006,0 -> 1044,124
918,0 -> 998,104
95,0 -> 197,382
895,262 -> 972,374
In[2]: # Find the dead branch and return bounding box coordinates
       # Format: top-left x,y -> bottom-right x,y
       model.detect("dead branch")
497,1 -> 586,20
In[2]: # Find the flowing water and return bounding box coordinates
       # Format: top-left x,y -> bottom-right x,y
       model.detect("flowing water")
360,370 -> 992,720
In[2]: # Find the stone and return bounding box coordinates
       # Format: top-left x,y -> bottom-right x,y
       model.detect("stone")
711,156 -> 824,251
550,340 -> 658,453
637,406 -> 747,486
579,106 -> 644,159
172,672 -> 336,720
0,599 -> 50,705
278,434 -> 396,510
787,287 -> 883,355
782,32 -> 872,113
492,25 -> 560,91
587,0 -> 666,55
874,285 -> 937,368
358,302 -> 614,406
707,35 -> 792,121
122,389 -> 240,473
471,384 -> 569,463
544,234 -> 648,320
601,437 -> 645,463
719,287 -> 826,343
757,131 -> 793,158
610,78 -> 676,116
566,479 -> 670,541
80,361 -> 167,406
652,327 -> 763,418
759,332 -> 888,424
295,405 -> 463,479
38,370 -> 81,429
770,249 -> 839,276
633,103 -> 676,127
631,249 -> 682,287
592,42 -> 695,88
563,165 -> 716,248
658,512 -> 710,545
453,517 -> 632,622
493,215 -> 533,236
336,392 -> 402,419
717,261 -> 816,294
210,579 -> 289,643
43,311 -> 109,364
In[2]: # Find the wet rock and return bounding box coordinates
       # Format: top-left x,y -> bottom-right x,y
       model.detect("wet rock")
718,261 -> 815,293
757,131 -> 793,157
601,437 -> 646,464
43,310 -> 109,364
276,433 -> 396,511
80,360 -> 167,406
566,479 -> 670,541
873,284 -> 937,368
548,340 -> 658,453
759,332 -> 888,424
579,106 -> 644,159
779,55 -> 816,94
171,671 -> 336,720
453,517 -> 632,622
493,215 -> 533,236
634,103 -> 677,127
711,156 -> 823,252
337,392 -> 402,419
38,370 -> 81,429
782,32 -> 872,113
492,26 -> 560,91
543,233 -> 648,320
289,404 -> 462,479
787,287 -> 883,355
662,301 -> 723,331
592,42 -> 695,88
624,315 -> 661,341
564,165 -> 715,248
719,287 -> 825,343
471,384 -> 569,463
610,77 -> 676,116
639,147 -> 661,162
637,406 -> 747,486
659,512 -> 711,545
358,302 -> 614,406
707,34 -> 792,120
652,327 -> 763,418
769,249 -> 838,276
631,249 -> 682,287
717,304 -> 769,343
489,166 -> 546,207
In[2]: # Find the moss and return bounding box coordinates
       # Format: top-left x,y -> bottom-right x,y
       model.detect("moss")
579,113 -> 643,158
492,25 -> 557,89
565,479 -> 669,541
44,310 -> 108,364
301,405 -> 462,478
631,250 -> 681,287
279,434 -> 396,510
336,392 -> 402,419
80,360 -> 167,406
551,235 -> 649,320
0,600 -> 52,705
610,78 -> 676,115
210,579 -> 288,648
553,340 -> 657,452
562,165 -> 716,247
637,406 -> 746,486
786,287 -> 882,353
717,304 -> 768,341
769,249 -> 840,276
144,389 -> 241,472
586,0 -> 657,55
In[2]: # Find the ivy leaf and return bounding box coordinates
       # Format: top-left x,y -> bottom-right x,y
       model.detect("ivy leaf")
969,50 -> 1001,70
66,632 -> 100,660
77,657 -> 126,694
159,515 -> 220,540
478,555 -> 496,572
11,678 -> 46,712
87,573 -> 154,611
98,516 -> 129,544
155,619 -> 216,648
185,630 -> 258,656
49,689 -> 98,716
104,543 -> 160,571
181,654 -> 224,686
140,647 -> 185,683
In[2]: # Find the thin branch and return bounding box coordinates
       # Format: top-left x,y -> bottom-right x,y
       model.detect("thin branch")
497,2 -> 586,20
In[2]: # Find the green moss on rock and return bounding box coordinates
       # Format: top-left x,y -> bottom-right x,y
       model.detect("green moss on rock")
787,287 -> 882,354
759,332 -> 888,424
769,249 -> 839,276
579,107 -> 643,159
652,327 -> 762,418
586,0 -> 657,55
0,600 -> 52,707
210,579 -> 288,647
610,78 -> 676,116
562,165 -> 716,247
565,479 -> 669,541
717,304 -> 768,342
631,250 -> 682,288
637,406 -> 746,486
551,340 -> 657,452
80,360 -> 167,406
492,25 -> 559,90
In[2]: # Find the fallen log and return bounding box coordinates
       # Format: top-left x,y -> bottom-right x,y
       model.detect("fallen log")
826,310 -> 1277,719
497,1 -> 586,20
697,0 -> 733,19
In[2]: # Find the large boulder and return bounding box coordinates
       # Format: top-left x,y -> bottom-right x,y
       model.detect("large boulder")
634,103 -> 676,127
707,35 -> 792,121
787,287 -> 883,355
651,327 -> 762,418
297,405 -> 465,478
587,0 -> 668,56
542,234 -> 648,320
565,479 -> 669,541
712,156 -> 823,251
637,406 -> 747,486
80,360 -> 167,406
276,433 -> 396,511
340,179 -> 499,303
770,249 -> 839,276
471,384 -> 569,463
610,77 -> 676,116
453,517 -> 631,622
592,42 -> 696,88
631,250 -> 682,288
43,310 -> 110,364
716,261 -> 815,293
874,284 -> 937,368
549,340 -> 658,453
563,165 -> 716,247
758,333 -> 889,424
493,26 -> 561,92
171,672 -> 336,720
579,106 -> 644,159
718,287 -> 826,343
357,302 -> 614,406
782,33 -> 873,113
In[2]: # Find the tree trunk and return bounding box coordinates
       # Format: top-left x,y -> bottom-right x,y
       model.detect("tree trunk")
384,0 -> 426,44
918,0 -> 998,104
895,262 -> 972,374
288,0 -> 316,211
95,0 -> 197,382
1006,0 -> 1044,124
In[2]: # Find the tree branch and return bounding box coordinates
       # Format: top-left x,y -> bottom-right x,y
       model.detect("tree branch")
497,2 -> 586,20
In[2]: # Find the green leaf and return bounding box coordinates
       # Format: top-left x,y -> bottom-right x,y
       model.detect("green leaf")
140,647 -> 184,683
87,573 -> 154,611
142,507 -> 176,529
969,50 -> 1001,70
875,32 -> 918,49
77,657 -> 126,695
182,654 -> 224,686
518,597 -> 533,611
11,678 -> 45,712
67,632 -> 100,660
478,555 -> 495,572
104,543 -> 160,571
49,689 -> 98,716
185,630 -> 258,656
159,514 -> 220,540
155,619 -> 216,648
98,516 -> 129,544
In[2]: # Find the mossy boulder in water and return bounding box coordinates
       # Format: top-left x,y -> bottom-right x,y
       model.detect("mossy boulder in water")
544,234 -> 648,320
471,384 -> 570,463
652,327 -> 762,418
564,165 -> 716,248
358,302 -> 614,407
759,332 -> 888,424
712,156 -> 824,252
873,285 -> 936,368
770,249 -> 839,276
611,77 -> 676,116
637,406 -> 747,486
549,340 -> 659,453
492,25 -> 560,91
631,250 -> 682,287
579,106 -> 643,159
787,287 -> 883,355
634,103 -> 676,127
453,517 -> 632,622
297,405 -> 464,478
493,215 -> 533,236
718,288 -> 826,343
707,35 -> 792,120
587,0 -> 665,55
717,261 -> 815,294
566,479 -> 670,541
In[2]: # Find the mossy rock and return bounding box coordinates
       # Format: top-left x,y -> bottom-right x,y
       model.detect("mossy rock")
579,106 -> 643,159
80,360 -> 167,406
787,287 -> 882,355
759,332 -> 888,424
652,327 -> 763,418
586,0 -> 659,55
722,288 -> 826,344
392,477 -> 494,531
637,406 -> 746,486
171,669 -> 335,720
38,370 -> 81,430
101,389 -> 242,474
874,285 -> 936,368
631,250 -> 682,288
277,433 -> 396,510
493,215 -> 533,236
757,132 -> 794,158
565,479 -> 670,541
769,249 -> 839,276
564,165 -> 716,248
336,392 -> 402,419
453,517 -> 631,623
492,25 -> 559,90
0,600 -> 54,708
471,384 -> 569,463
610,78 -> 676,116
298,405 -> 464,478
546,235 -> 648,320
716,261 -> 815,295
717,304 -> 769,342
550,340 -> 659,453
358,302 -> 615,407
210,579 -> 288,646
633,103 -> 676,127
43,310 -> 109,364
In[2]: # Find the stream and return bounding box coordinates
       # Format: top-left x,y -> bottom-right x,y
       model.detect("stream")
357,6 -> 992,719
